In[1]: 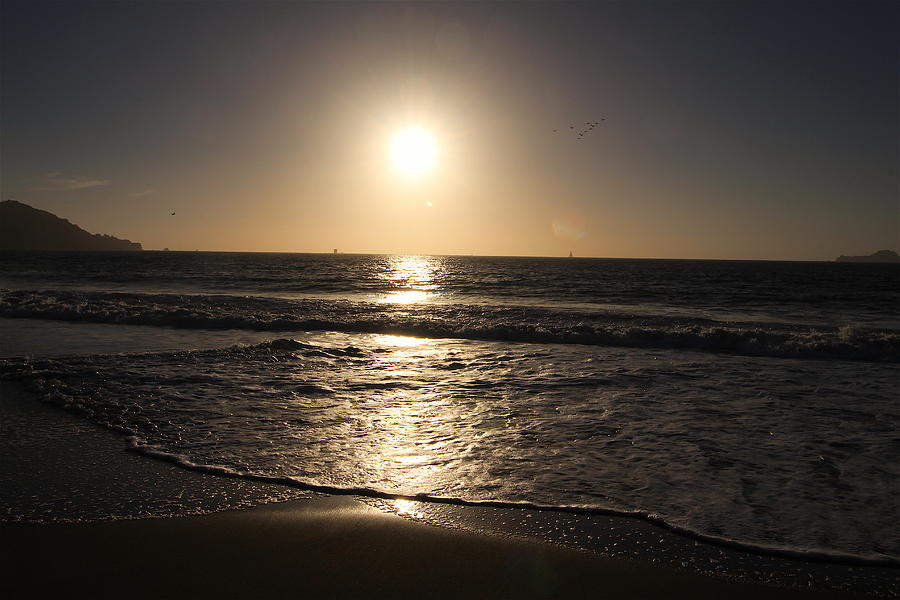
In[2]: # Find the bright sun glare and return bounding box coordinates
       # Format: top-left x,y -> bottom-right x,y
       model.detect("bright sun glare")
389,126 -> 438,178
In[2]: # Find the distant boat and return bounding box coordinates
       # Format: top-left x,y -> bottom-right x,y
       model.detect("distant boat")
569,250 -> 574,258
333,248 -> 338,254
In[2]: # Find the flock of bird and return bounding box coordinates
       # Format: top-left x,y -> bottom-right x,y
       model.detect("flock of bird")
553,118 -> 605,139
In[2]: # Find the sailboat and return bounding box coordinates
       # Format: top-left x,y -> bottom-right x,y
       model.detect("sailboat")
568,250 -> 574,258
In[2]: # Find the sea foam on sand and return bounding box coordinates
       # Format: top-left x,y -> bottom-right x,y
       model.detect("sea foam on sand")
1,381 -> 897,598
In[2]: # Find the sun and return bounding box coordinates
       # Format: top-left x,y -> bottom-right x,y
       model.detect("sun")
389,126 -> 438,178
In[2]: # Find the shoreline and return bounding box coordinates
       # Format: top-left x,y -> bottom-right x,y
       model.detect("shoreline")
0,381 -> 892,598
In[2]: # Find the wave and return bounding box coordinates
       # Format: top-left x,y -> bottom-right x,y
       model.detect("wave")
79,433 -> 898,568
2,289 -> 899,362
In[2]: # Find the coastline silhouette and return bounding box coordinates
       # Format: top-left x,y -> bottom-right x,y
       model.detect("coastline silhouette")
835,250 -> 900,263
0,200 -> 142,251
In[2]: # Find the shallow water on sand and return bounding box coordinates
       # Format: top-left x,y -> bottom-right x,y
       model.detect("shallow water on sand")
3,320 -> 898,566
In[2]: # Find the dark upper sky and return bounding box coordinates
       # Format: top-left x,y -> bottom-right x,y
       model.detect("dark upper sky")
2,0 -> 897,258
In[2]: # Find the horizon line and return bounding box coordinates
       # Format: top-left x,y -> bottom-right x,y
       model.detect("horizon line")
120,249 -> 897,263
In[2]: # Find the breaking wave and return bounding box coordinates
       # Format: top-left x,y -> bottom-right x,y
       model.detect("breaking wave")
2,289 -> 898,362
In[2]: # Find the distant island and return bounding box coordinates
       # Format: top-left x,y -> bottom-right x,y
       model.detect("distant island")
0,200 -> 142,251
835,249 -> 900,263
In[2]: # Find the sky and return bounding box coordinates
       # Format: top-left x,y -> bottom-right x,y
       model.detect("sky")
1,0 -> 897,259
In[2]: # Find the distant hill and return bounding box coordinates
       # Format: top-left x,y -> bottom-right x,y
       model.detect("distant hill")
0,200 -> 142,251
835,250 -> 900,263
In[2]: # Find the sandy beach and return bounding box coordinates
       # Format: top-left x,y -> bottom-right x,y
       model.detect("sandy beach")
2,497 -> 865,600
1,381 -> 884,599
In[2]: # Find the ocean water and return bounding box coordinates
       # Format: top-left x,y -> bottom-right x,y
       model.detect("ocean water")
1,251 -> 898,568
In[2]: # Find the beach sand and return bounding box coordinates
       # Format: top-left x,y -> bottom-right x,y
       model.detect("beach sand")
0,382 -> 874,598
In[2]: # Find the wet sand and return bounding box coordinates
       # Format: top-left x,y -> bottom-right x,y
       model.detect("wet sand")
3,496 -> 866,600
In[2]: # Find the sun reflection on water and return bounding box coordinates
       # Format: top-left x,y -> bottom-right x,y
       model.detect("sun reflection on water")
382,290 -> 430,304
377,256 -> 440,304
357,331 -> 465,496
373,334 -> 427,347
393,499 -> 423,518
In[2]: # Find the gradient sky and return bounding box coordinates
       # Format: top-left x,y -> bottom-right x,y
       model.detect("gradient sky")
2,0 -> 897,259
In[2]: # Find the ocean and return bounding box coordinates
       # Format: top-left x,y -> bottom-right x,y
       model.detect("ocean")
1,251 -> 898,573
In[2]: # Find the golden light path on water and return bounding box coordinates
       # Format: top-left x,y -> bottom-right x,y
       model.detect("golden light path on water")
367,332 -> 444,491
377,255 -> 439,304
365,258 -> 525,522
360,278 -> 471,502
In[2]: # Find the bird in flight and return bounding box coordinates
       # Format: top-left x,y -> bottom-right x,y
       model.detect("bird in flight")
558,118 -> 606,139
170,211 -> 176,216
